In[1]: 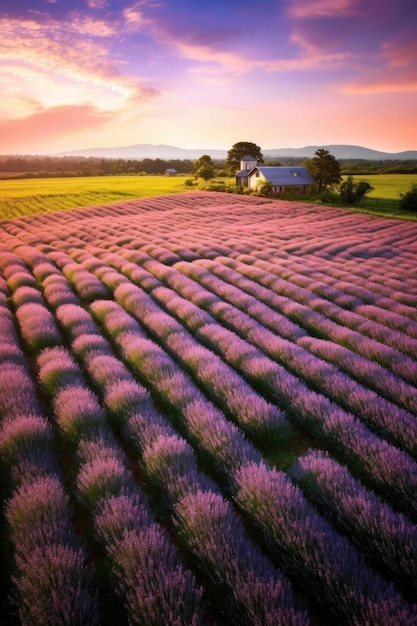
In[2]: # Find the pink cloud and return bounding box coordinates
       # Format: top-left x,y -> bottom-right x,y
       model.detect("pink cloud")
87,0 -> 108,8
342,38 -> 417,95
0,105 -> 113,153
0,14 -> 160,119
382,40 -> 417,68
287,0 -> 365,18
344,77 -> 417,95
70,16 -> 118,37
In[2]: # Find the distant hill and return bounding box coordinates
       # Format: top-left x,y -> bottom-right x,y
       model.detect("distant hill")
57,144 -> 227,160
263,145 -> 417,160
57,143 -> 417,161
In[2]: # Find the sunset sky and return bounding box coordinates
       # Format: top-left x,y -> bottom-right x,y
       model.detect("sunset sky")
1,0 -> 417,155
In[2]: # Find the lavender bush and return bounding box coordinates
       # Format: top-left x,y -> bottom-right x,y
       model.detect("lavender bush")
289,450 -> 417,595
234,462 -> 417,625
1,193 -> 417,624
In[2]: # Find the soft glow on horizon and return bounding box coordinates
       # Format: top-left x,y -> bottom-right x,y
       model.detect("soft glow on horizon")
1,0 -> 416,154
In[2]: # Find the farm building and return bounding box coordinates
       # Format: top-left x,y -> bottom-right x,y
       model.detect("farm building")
236,156 -> 316,194
164,168 -> 177,176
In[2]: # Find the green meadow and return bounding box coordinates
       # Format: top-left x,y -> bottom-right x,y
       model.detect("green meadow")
0,173 -> 417,221
347,174 -> 417,218
0,175 -> 198,220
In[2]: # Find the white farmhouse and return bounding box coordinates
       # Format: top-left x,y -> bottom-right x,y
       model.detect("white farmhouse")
236,156 -> 316,194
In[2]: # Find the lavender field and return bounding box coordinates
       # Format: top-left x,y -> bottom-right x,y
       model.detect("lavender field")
0,191 -> 416,625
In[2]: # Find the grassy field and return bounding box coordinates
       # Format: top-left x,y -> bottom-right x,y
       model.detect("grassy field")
0,175 -> 198,220
1,173 -> 417,221
348,173 -> 417,218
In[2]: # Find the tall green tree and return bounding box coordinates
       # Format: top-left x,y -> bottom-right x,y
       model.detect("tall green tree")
196,165 -> 215,181
226,142 -> 263,173
305,148 -> 341,193
194,154 -> 215,172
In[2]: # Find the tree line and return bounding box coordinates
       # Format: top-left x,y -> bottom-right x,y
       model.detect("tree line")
0,156 -> 196,177
1,152 -> 416,180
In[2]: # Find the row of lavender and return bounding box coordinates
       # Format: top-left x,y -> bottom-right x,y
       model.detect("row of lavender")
0,245 -> 204,625
73,244 -> 417,515
0,193 -> 417,624
18,239 -> 415,623
0,265 -> 100,624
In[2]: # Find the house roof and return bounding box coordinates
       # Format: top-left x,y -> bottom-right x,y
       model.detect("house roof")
250,166 -> 316,186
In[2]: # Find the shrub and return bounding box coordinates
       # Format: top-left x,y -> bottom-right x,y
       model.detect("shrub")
339,176 -> 373,205
258,181 -> 274,196
399,183 -> 417,212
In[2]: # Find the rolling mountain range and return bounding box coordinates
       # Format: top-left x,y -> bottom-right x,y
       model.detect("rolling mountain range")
58,143 -> 417,161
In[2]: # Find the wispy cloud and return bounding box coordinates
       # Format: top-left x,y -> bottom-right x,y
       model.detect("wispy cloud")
344,76 -> 417,95
0,104 -> 113,151
340,25 -> 417,94
87,0 -> 108,8
287,0 -> 365,18
0,14 -> 159,117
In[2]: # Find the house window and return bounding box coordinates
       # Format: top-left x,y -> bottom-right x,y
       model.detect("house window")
255,172 -> 259,177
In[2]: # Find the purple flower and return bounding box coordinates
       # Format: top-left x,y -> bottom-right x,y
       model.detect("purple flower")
55,303 -> 100,338
77,454 -> 135,508
16,302 -> 61,351
0,414 -> 54,464
14,543 -> 99,626
290,450 -> 417,595
53,385 -> 106,441
0,363 -> 41,417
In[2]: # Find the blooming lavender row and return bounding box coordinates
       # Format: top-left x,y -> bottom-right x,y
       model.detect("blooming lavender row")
74,321 -> 308,626
289,245 -> 417,314
142,278 -> 417,518
173,489 -> 308,625
80,253 -> 417,516
289,450 -> 417,597
110,281 -> 290,446
88,298 -> 417,624
250,248 -> 417,328
355,303 -> 417,338
89,298 -> 263,482
211,256 -> 417,385
177,254 -> 417,414
143,255 -> 305,342
298,336 -> 417,416
5,474 -> 100,625
0,247 -> 63,352
0,297 -> 99,624
36,338 -> 203,626
145,262 -> 417,456
60,260 -> 111,302
233,461 -> 417,625
129,404 -> 307,625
